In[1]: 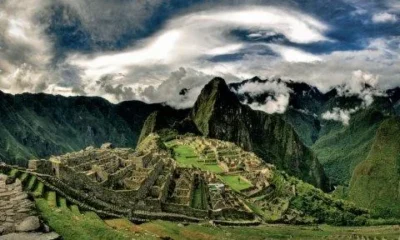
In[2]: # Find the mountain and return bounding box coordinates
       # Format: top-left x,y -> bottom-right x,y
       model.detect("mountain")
312,108 -> 388,185
229,77 -> 400,186
230,77 -> 326,146
155,77 -> 330,191
0,91 -> 177,166
348,117 -> 400,218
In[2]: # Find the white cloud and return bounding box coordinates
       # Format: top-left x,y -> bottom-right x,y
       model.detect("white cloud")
134,67 -> 239,108
248,94 -> 290,114
67,6 -> 329,87
386,0 -> 400,12
246,37 -> 400,92
268,44 -> 322,63
69,30 -> 182,80
206,44 -> 244,56
372,12 -> 398,23
322,107 -> 359,126
234,80 -> 292,114
235,80 -> 291,96
321,70 -> 386,125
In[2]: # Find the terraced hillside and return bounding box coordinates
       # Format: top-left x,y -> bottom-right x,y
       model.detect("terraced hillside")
0,167 -> 155,240
3,135 -> 400,239
2,168 -> 399,240
164,136 -> 369,225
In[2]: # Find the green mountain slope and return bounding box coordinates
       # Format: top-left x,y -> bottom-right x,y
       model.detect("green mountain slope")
0,91 -> 165,166
348,117 -> 400,218
312,109 -> 388,185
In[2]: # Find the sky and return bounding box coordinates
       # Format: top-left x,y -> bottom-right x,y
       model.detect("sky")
0,0 -> 399,109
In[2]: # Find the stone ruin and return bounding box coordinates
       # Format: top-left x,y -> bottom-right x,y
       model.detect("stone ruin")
171,136 -> 278,202
25,135 -> 257,224
176,136 -> 263,173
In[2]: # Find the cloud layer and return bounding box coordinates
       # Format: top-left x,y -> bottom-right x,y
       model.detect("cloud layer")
0,0 -> 399,112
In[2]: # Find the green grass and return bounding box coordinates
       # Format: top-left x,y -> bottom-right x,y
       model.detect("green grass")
108,219 -> 400,240
58,197 -> 68,208
19,172 -> 29,183
202,164 -> 223,173
26,175 -> 37,191
168,141 -> 223,173
33,181 -> 45,197
219,175 -> 252,192
8,169 -> 19,178
46,191 -> 57,208
70,205 -> 81,214
35,198 -> 152,240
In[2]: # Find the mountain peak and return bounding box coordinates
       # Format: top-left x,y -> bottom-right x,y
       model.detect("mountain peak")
203,77 -> 231,95
190,77 -> 240,136
196,77 -> 240,106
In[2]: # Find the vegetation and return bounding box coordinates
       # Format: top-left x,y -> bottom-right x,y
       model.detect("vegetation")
248,171 -> 370,226
166,138 -> 369,225
35,198 -> 152,240
0,91 -> 166,166
349,117 -> 400,218
312,109 -> 386,185
106,218 -> 400,240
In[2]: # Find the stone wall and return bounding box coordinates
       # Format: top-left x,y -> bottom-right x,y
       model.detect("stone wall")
28,160 -> 53,175
104,164 -> 135,188
162,203 -> 208,219
210,208 -> 254,220
159,173 -> 172,203
135,160 -> 164,200
57,165 -> 138,208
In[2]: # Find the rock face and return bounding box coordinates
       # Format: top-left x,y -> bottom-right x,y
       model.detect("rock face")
0,175 -> 35,234
349,117 -> 400,217
189,78 -> 330,191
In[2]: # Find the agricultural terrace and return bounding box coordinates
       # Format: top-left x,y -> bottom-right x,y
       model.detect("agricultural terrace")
219,175 -> 253,192
165,138 -> 254,193
165,140 -> 224,173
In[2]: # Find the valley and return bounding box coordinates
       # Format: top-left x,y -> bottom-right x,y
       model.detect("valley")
1,77 -> 400,239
